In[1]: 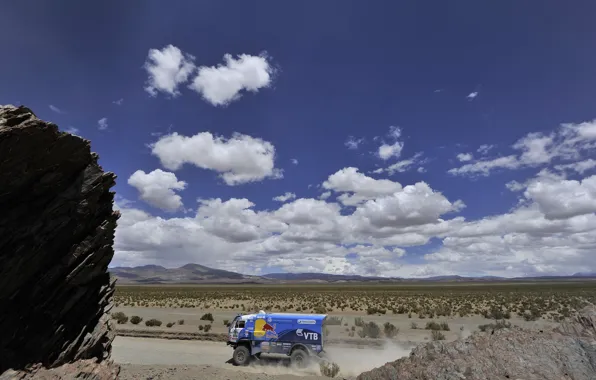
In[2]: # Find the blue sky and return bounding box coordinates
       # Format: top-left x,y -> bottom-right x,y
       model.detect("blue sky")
2,1 -> 596,277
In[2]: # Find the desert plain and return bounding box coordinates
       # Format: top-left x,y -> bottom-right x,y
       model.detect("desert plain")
111,281 -> 596,379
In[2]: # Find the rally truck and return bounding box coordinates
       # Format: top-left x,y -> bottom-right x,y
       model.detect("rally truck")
226,310 -> 327,367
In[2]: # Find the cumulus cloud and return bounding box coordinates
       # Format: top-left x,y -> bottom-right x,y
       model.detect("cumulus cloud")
322,167 -> 402,206
113,98 -> 124,106
98,118 -> 108,130
188,53 -> 273,106
113,116 -> 596,278
524,175 -> 596,220
456,153 -> 473,162
144,44 -> 196,97
114,164 -> 596,277
319,191 -> 332,200
291,158 -> 299,165
449,120 -> 596,176
128,169 -> 187,212
150,131 -> 282,185
273,192 -> 296,202
377,126 -> 404,160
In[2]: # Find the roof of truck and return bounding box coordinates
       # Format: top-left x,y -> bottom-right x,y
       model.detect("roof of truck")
267,313 -> 327,320
239,312 -> 327,321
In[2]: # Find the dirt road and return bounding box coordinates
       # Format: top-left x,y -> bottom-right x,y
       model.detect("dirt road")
113,336 -> 415,379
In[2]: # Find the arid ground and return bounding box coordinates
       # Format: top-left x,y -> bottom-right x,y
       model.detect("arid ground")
112,282 -> 596,378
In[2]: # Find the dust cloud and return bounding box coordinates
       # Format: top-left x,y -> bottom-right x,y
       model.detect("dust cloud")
237,341 -> 415,377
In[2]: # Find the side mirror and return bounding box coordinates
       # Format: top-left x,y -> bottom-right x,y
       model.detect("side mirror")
227,323 -> 231,328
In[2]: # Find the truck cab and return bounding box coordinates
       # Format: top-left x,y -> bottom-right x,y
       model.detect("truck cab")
226,311 -> 327,368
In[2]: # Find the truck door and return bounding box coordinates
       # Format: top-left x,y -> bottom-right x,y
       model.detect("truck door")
228,317 -> 245,342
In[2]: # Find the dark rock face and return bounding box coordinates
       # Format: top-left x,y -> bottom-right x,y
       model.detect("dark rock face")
357,306 -> 596,380
0,105 -> 120,378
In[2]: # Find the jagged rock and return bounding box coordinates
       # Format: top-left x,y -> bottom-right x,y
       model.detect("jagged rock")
357,306 -> 596,380
0,105 -> 120,378
0,359 -> 119,380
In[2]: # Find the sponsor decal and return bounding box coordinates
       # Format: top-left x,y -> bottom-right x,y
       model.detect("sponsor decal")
297,319 -> 316,325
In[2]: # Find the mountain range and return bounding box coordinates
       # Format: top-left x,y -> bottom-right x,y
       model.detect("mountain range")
109,264 -> 596,284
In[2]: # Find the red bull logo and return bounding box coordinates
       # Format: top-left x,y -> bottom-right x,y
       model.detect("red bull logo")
255,319 -> 277,339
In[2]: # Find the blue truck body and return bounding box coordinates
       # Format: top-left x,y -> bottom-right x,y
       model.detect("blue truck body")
226,311 -> 327,366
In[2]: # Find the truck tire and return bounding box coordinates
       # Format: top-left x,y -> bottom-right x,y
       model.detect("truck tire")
233,345 -> 251,366
290,348 -> 309,368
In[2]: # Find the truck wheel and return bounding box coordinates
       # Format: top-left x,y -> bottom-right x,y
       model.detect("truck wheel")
290,348 -> 309,369
233,345 -> 251,366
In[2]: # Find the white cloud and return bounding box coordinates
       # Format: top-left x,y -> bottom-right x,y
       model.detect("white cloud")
291,158 -> 299,165
377,126 -> 404,160
524,175 -> 596,220
322,167 -> 402,206
273,192 -> 296,202
98,118 -> 108,130
144,44 -> 196,97
64,126 -> 80,136
188,53 -> 273,106
477,144 -> 494,155
373,152 -> 426,175
456,153 -> 473,162
319,191 -> 332,200
113,98 -> 124,106
114,164 -> 596,277
150,131 -> 282,185
555,159 -> 596,174
345,136 -> 363,150
128,169 -> 187,212
449,120 -> 596,176
467,92 -> 478,100
49,105 -> 64,114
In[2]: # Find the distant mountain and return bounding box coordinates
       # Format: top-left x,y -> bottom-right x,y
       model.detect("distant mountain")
109,263 -> 596,285
572,272 -> 596,278
110,263 -> 271,284
263,272 -> 392,282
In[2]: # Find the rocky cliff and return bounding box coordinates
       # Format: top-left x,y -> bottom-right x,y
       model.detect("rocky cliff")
0,105 -> 120,379
357,306 -> 596,380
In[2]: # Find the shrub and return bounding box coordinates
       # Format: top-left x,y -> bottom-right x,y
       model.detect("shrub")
313,305 -> 327,314
358,321 -> 381,339
431,330 -> 445,341
326,316 -> 342,325
199,325 -> 204,330
425,321 -> 441,331
145,319 -> 162,327
320,361 -> 340,377
478,320 -> 511,332
203,324 -> 212,332
177,319 -> 185,325
130,316 -> 143,325
411,322 -> 418,329
383,322 -> 399,338
166,322 -> 174,328
354,317 -> 365,327
200,313 -> 214,322
111,312 -> 128,324
223,319 -> 229,326
439,322 -> 450,331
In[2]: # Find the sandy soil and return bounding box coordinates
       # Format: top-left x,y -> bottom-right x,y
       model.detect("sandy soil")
113,336 -> 414,379
112,306 -> 557,344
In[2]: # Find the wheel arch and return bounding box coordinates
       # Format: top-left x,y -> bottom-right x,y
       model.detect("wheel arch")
289,343 -> 310,355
